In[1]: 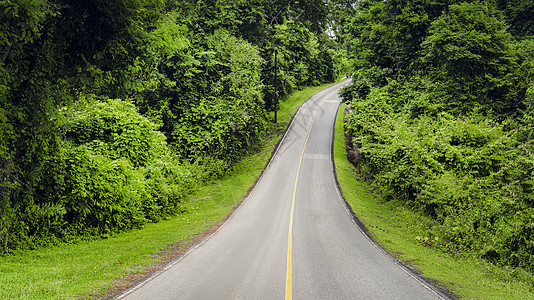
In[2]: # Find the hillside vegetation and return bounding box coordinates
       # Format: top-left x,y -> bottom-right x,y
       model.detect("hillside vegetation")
340,0 -> 534,273
0,0 -> 349,253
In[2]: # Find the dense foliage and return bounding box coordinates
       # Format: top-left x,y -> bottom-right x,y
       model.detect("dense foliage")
0,0 -> 345,252
342,0 -> 534,271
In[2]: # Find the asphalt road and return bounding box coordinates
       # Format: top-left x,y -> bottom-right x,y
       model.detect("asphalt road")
116,81 -> 451,300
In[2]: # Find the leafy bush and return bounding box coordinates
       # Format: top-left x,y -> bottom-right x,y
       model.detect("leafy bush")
341,0 -> 534,272
0,96 -> 204,252
63,97 -> 167,167
59,97 -> 195,229
143,153 -> 198,220
164,29 -> 268,164
420,2 -> 524,115
60,145 -> 145,235
345,84 -> 534,270
340,66 -> 393,102
172,96 -> 267,164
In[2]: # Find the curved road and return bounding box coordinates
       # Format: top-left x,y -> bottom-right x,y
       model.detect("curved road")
116,81 -> 450,299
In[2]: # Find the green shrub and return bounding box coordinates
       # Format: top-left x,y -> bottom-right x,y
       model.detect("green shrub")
420,1 -> 524,116
59,96 -> 194,229
345,87 -> 534,271
143,153 -> 197,220
61,144 -> 146,235
64,96 -> 166,167
340,66 -> 393,102
172,95 -> 267,164
0,96 -> 205,252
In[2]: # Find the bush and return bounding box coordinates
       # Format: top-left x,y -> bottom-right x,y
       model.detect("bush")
61,145 -> 145,235
59,96 -> 195,230
0,96 -> 204,252
420,2 -> 524,115
172,96 -> 267,164
63,96 -> 167,167
143,153 -> 197,220
345,86 -> 534,271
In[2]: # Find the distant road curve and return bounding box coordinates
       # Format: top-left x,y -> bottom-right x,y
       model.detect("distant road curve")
114,81 -> 452,300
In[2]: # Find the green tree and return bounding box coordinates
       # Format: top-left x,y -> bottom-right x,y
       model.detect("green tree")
421,2 -> 523,115
348,0 -> 450,77
0,0 -> 341,252
494,0 -> 534,37
0,0 -> 166,251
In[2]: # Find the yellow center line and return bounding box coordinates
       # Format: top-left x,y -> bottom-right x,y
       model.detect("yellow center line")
286,109 -> 320,300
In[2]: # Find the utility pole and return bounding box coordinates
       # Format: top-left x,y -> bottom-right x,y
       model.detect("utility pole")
274,48 -> 278,123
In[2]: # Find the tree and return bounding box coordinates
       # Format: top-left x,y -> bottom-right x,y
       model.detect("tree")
494,0 -> 534,37
421,2 -> 522,114
348,0 -> 451,78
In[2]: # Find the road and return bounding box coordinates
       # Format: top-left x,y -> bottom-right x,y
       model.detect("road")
115,81 -> 450,300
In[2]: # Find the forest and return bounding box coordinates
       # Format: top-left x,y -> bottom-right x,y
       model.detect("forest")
2,0 -> 534,285
340,0 -> 534,272
0,0 -> 349,253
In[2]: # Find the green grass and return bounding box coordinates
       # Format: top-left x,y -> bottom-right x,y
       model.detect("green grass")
333,103 -> 534,300
0,83 -> 333,300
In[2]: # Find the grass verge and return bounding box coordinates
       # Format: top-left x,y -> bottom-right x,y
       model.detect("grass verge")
333,103 -> 534,300
0,83 -> 333,300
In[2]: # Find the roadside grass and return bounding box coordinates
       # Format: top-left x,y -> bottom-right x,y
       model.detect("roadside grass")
0,83 -> 333,300
333,103 -> 534,300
